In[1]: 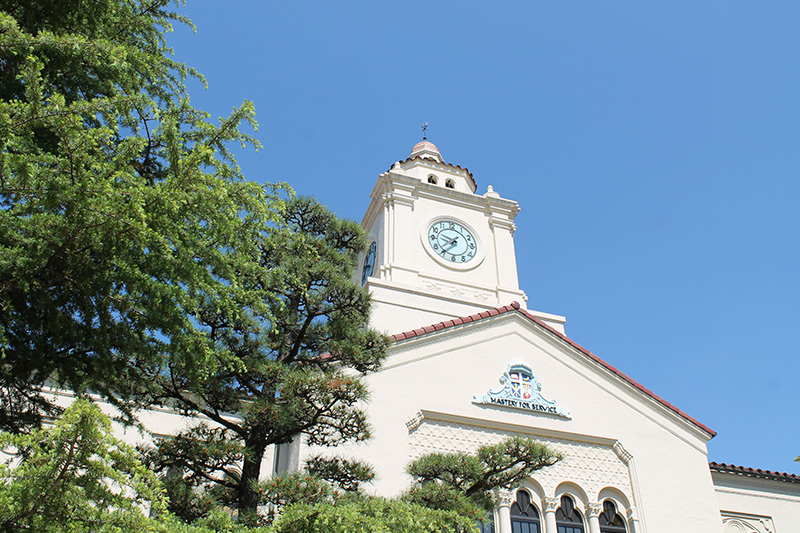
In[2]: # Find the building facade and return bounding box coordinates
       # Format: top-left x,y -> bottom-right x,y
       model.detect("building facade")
295,140 -> 800,533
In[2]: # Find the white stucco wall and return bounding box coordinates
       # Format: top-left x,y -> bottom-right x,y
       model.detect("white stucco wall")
713,471 -> 800,533
301,312 -> 725,532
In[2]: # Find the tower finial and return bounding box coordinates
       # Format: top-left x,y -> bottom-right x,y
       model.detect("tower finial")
421,122 -> 428,141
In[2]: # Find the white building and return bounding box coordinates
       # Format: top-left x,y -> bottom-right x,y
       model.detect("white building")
297,140 -> 800,533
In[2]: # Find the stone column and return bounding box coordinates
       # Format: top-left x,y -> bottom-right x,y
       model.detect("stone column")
626,506 -> 639,533
543,497 -> 559,533
587,502 -> 602,533
496,489 -> 514,533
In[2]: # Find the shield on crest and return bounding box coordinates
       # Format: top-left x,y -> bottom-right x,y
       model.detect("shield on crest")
472,360 -> 571,419
509,371 -> 532,399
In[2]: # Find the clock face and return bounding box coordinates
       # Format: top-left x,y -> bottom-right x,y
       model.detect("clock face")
361,241 -> 376,284
427,220 -> 477,264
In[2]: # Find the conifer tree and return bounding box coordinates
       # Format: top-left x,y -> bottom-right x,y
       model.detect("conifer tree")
0,399 -> 271,532
405,436 -> 562,519
143,195 -> 388,523
0,399 -> 168,532
0,0 -> 275,430
260,436 -> 561,531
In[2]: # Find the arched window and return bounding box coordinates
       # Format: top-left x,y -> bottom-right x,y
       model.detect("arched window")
599,500 -> 626,533
427,175 -> 438,184
445,178 -> 455,189
555,495 -> 584,533
510,490 -> 541,533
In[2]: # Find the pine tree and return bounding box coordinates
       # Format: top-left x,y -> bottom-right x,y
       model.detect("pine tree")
260,435 -> 561,531
406,436 -> 562,519
142,196 -> 388,523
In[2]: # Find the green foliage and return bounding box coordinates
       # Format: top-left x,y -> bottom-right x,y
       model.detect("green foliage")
0,0 -> 388,522
0,399 -> 164,532
255,455 -> 375,520
0,0 -> 194,106
268,498 -> 475,533
143,196 -> 389,522
0,399 -> 277,532
0,0 -> 278,432
405,436 -> 562,519
303,456 -> 376,493
259,436 -> 560,531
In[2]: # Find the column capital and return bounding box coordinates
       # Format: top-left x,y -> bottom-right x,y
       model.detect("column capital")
587,502 -> 603,518
544,496 -> 559,513
496,488 -> 515,507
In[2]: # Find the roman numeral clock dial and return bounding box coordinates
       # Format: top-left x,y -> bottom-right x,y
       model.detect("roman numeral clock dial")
427,220 -> 477,264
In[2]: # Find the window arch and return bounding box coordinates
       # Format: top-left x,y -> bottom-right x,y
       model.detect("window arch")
599,500 -> 626,533
510,490 -> 541,533
555,495 -> 584,533
427,174 -> 438,184
445,178 -> 455,189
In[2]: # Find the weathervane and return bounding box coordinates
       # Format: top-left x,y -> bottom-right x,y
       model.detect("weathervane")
421,122 -> 428,140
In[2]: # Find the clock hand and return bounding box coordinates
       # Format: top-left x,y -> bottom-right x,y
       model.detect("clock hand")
439,235 -> 458,247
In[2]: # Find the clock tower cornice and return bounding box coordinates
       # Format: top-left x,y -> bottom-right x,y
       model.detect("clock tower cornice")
483,191 -> 520,217
379,172 -> 417,207
363,170 -> 520,228
362,172 -> 419,229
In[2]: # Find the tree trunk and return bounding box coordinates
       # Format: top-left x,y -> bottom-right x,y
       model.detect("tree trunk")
238,432 -> 268,521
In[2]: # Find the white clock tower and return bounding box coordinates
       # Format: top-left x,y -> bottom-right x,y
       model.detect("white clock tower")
360,140 -> 565,334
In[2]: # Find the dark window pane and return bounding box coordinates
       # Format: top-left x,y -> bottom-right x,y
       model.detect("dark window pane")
476,518 -> 495,533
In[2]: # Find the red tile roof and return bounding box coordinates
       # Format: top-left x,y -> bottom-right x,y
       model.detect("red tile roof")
390,301 -> 716,437
710,462 -> 800,484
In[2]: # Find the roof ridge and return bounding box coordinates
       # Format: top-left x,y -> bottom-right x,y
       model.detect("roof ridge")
710,461 -> 800,483
390,302 -> 520,341
389,302 -> 716,437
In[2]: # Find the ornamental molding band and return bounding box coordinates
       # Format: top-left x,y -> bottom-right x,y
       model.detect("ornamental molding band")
721,512 -> 775,533
422,279 -> 493,302
408,417 -> 634,504
473,360 -> 571,419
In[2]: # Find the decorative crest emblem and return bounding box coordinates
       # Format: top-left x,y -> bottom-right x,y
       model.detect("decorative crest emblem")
473,360 -> 571,419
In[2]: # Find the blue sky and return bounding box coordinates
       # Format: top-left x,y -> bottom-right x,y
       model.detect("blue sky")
167,1 -> 800,474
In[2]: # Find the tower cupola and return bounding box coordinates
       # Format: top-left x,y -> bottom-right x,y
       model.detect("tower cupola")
409,140 -> 444,163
